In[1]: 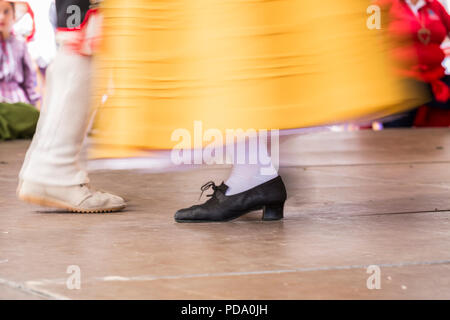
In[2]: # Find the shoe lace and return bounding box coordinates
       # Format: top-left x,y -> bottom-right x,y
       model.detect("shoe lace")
198,181 -> 219,200
80,183 -> 102,194
80,183 -> 95,191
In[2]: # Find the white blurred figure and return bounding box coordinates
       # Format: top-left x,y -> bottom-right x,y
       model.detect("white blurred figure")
11,1 -> 34,41
26,0 -> 56,74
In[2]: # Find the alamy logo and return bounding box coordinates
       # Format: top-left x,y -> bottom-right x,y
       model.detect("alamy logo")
367,5 -> 381,30
171,121 -> 279,175
66,265 -> 81,290
66,5 -> 81,29
366,265 -> 381,290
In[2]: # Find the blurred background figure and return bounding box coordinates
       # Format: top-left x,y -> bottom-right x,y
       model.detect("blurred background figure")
11,0 -> 34,42
26,0 -> 56,80
0,0 -> 39,140
379,0 -> 450,128
12,0 -> 57,106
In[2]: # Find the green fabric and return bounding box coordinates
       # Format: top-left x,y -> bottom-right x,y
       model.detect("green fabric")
0,102 -> 39,140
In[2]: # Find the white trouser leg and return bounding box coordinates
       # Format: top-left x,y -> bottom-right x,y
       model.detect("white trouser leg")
19,50 -> 92,186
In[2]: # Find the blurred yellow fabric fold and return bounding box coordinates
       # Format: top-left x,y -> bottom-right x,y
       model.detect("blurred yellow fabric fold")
91,0 -> 427,158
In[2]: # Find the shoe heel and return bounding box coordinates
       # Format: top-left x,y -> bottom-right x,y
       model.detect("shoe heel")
262,202 -> 284,221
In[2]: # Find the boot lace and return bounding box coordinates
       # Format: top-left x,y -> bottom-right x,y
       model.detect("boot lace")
198,181 -> 219,200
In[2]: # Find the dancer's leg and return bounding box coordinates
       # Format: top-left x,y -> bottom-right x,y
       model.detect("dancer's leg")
19,51 -> 92,186
17,1 -> 125,213
225,138 -> 278,196
175,133 -> 286,222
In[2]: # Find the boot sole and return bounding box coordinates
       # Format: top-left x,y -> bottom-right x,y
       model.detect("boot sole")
18,193 -> 126,213
174,206 -> 284,223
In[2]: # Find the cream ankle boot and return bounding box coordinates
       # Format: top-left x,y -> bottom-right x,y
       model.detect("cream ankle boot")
17,181 -> 126,213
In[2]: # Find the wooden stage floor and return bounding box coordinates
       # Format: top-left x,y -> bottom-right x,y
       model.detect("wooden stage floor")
1,128 -> 449,299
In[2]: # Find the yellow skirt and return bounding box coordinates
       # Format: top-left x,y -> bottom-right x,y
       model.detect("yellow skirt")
91,0 -> 426,158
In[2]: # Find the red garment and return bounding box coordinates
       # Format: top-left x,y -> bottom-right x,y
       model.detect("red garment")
414,105 -> 450,126
378,0 -> 450,127
379,0 -> 450,101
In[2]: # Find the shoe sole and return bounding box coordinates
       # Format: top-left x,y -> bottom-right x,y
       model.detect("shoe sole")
174,206 -> 283,223
18,193 -> 126,213
174,217 -> 283,223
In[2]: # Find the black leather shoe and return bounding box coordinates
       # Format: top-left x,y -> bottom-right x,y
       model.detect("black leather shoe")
174,176 -> 287,223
